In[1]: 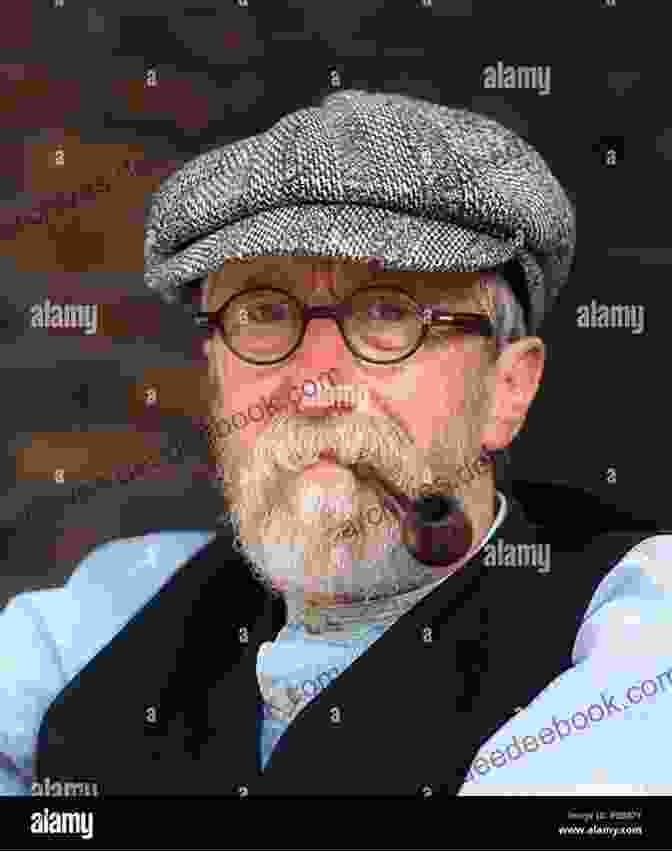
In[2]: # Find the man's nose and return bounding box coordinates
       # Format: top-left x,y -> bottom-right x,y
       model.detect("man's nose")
299,315 -> 350,363
291,316 -> 356,417
296,383 -> 368,418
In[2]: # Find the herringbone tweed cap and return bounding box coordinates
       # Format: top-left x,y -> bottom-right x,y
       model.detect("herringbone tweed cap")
144,89 -> 575,335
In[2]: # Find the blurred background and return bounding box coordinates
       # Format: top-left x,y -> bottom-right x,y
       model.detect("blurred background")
1,0 -> 668,607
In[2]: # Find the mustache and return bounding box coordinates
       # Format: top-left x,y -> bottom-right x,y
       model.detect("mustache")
243,410 -> 427,496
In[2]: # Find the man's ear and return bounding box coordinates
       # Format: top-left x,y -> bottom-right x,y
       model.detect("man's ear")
480,337 -> 545,452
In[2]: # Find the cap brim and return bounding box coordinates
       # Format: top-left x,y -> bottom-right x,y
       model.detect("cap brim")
145,204 -> 524,305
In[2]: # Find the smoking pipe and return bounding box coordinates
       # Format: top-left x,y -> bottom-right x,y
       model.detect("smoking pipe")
353,464 -> 474,567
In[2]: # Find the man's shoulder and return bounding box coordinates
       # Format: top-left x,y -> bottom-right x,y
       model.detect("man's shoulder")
462,507 -> 672,795
2,530 -> 217,685
509,479 -> 665,545
65,529 -> 217,591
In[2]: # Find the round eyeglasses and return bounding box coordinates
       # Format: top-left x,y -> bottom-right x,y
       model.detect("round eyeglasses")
194,285 -> 495,365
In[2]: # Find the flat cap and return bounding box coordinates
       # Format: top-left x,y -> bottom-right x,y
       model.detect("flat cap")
144,89 -> 576,336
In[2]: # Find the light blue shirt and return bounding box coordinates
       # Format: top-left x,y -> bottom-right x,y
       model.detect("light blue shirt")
1,502 -> 671,795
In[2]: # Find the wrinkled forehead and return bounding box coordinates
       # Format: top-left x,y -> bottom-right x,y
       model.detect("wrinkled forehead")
205,256 -> 483,307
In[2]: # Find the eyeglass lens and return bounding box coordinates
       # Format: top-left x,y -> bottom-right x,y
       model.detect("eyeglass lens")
221,288 -> 425,363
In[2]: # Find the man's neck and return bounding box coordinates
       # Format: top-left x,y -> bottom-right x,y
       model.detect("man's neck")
289,490 -> 502,636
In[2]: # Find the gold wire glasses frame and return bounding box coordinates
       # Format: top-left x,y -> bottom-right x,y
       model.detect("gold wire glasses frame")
194,285 -> 495,365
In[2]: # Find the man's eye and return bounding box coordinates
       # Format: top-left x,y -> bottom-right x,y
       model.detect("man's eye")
249,305 -> 274,321
367,303 -> 410,321
370,304 -> 397,320
240,304 -> 289,323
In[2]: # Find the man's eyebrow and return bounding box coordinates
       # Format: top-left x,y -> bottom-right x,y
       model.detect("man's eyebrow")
240,270 -> 295,289
208,264 -> 482,306
212,263 -> 350,302
208,263 -> 299,306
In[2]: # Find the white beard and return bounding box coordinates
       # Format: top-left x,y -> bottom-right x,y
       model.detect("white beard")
209,380 -> 491,622
227,501 -> 439,608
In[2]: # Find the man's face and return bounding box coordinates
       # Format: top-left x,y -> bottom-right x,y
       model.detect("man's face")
203,256 -> 504,608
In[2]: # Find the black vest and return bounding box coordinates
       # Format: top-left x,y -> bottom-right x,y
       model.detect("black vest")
34,483 -> 662,796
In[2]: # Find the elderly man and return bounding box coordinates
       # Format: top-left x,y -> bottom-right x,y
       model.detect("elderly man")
2,91 -> 671,801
